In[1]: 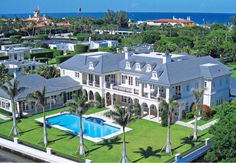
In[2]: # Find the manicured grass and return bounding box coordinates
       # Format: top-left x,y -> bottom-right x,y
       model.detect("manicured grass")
196,117 -> 217,126
85,106 -> 107,115
180,118 -> 193,123
226,62 -> 236,77
0,108 -> 211,162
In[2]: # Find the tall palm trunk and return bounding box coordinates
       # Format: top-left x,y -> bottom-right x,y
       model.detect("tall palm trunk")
79,114 -> 85,155
42,106 -> 48,147
11,99 -> 18,136
193,105 -> 198,141
121,127 -> 127,163
165,111 -> 171,154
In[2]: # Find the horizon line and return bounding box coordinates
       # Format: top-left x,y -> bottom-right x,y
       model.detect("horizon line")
1,11 -> 236,15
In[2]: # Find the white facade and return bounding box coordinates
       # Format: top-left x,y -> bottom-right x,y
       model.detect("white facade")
60,51 -> 231,121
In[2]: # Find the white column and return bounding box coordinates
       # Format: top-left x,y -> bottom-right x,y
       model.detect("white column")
111,94 -> 114,106
86,74 -> 89,85
139,83 -> 142,97
16,102 -> 20,115
93,75 -> 96,87
166,87 -> 170,101
88,91 -> 90,101
147,84 -> 151,99
99,76 -> 103,88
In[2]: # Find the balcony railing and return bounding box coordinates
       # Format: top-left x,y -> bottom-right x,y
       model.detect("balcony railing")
113,85 -> 132,93
134,89 -> 139,95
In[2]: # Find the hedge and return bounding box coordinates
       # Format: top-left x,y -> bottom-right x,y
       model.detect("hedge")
89,49 -> 98,52
29,51 -> 53,59
0,56 -> 9,60
35,57 -> 48,63
56,55 -> 73,63
74,44 -> 89,53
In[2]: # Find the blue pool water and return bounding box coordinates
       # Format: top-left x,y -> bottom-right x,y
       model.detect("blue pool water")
46,113 -> 120,138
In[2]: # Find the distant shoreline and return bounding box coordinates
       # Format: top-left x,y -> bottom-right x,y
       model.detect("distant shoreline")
1,12 -> 236,24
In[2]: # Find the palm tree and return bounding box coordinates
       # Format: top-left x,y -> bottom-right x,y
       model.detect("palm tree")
26,86 -> 48,147
105,104 -> 140,163
159,98 -> 179,154
64,94 -> 89,156
0,79 -> 26,136
192,89 -> 204,141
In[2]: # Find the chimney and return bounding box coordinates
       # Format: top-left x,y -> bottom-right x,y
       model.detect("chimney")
162,51 -> 171,64
124,47 -> 129,60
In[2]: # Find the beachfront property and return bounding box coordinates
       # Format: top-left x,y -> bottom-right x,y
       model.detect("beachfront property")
0,74 -> 80,115
59,49 -> 231,121
146,16 -> 196,27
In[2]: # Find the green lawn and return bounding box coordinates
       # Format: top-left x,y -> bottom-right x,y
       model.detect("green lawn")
226,62 -> 236,77
0,108 -> 211,162
196,117 -> 217,126
85,106 -> 107,115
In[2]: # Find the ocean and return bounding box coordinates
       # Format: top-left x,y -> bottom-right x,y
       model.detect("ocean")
1,12 -> 236,25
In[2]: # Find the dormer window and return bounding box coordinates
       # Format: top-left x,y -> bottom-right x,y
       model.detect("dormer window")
151,71 -> 158,80
89,62 -> 94,70
146,64 -> 151,72
135,63 -> 141,71
125,61 -> 131,70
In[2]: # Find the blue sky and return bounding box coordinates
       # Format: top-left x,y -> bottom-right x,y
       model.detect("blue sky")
0,0 -> 236,14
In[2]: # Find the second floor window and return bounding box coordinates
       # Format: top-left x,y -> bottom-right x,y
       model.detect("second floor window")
128,76 -> 133,85
204,81 -> 207,88
122,75 -> 126,84
75,72 -> 79,78
135,63 -> 141,71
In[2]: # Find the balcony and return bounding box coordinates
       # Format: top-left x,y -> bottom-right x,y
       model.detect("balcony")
134,89 -> 139,95
113,85 -> 132,93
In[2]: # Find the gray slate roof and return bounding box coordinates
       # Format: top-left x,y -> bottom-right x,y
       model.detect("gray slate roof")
60,52 -> 125,74
0,74 -> 80,101
138,56 -> 231,86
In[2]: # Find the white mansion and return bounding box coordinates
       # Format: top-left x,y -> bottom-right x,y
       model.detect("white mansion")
59,49 -> 231,121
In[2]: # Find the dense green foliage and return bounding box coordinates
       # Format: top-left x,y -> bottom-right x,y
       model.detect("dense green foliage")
29,51 -> 54,59
204,101 -> 236,162
23,65 -> 60,79
0,64 -> 13,83
74,44 -> 89,53
56,55 -> 73,63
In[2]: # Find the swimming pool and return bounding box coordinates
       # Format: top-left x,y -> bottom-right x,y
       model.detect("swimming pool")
45,113 -> 121,140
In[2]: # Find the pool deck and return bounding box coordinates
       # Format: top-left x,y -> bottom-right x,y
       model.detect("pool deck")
35,112 -> 132,143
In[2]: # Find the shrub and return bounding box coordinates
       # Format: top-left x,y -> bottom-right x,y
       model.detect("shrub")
88,49 -> 98,52
0,56 -> 9,60
182,110 -> 186,119
95,92 -> 102,108
35,57 -> 48,63
30,51 -> 53,59
56,55 -> 73,64
186,112 -> 194,119
202,105 -> 212,119
74,44 -> 89,53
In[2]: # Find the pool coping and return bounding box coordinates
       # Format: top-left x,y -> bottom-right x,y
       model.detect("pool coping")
35,112 -> 132,143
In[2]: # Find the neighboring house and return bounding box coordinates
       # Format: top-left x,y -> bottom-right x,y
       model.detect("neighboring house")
7,47 -> 30,60
90,40 -> 119,49
146,16 -> 196,27
0,74 -> 81,115
1,44 -> 22,51
0,59 -> 45,74
59,50 -> 231,121
43,40 -> 80,52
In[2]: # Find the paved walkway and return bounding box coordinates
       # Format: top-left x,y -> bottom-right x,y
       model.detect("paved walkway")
0,114 -> 10,120
176,119 -> 218,131
0,137 -> 82,163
